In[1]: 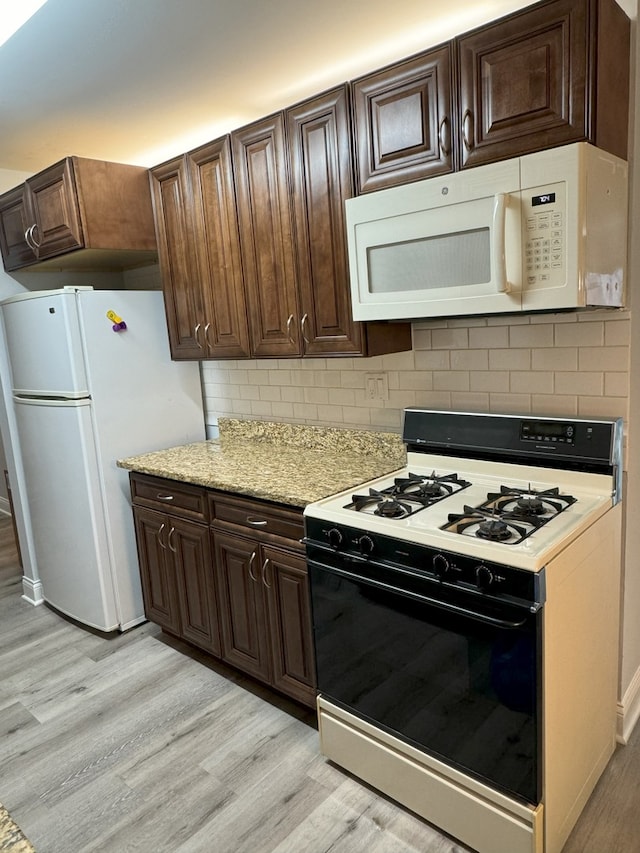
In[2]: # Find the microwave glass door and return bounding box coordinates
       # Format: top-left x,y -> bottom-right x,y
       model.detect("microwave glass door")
368,225 -> 492,293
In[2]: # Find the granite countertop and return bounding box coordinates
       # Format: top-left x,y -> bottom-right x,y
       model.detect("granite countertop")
117,418 -> 406,508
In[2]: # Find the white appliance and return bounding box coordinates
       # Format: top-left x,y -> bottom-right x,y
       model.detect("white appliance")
304,410 -> 623,853
0,286 -> 205,632
346,142 -> 628,320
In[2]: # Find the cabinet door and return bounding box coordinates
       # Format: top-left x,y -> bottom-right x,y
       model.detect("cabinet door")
262,546 -> 316,707
189,137 -> 251,358
0,186 -> 36,270
457,0 -> 590,168
149,156 -> 205,359
287,85 -> 365,357
352,45 -> 454,193
26,158 -> 83,258
232,114 -> 300,357
213,531 -> 271,682
133,507 -> 181,635
171,516 -> 221,655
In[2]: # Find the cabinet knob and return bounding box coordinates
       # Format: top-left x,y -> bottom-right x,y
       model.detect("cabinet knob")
247,516 -> 268,527
156,493 -> 174,501
157,522 -> 167,549
286,314 -> 295,343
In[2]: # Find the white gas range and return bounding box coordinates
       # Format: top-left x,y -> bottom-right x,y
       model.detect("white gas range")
304,409 -> 623,853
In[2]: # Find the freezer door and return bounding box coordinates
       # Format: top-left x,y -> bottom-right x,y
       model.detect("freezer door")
1,289 -> 89,397
14,396 -> 121,631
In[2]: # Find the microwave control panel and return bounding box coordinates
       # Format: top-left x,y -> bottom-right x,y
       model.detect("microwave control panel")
523,182 -> 566,290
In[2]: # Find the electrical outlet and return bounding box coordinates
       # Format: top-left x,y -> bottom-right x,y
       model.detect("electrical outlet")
365,372 -> 388,401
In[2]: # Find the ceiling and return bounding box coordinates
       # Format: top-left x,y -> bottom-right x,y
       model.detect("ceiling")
0,0 -> 636,175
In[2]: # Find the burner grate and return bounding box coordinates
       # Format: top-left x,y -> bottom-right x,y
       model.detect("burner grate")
443,485 -> 577,544
347,471 -> 471,518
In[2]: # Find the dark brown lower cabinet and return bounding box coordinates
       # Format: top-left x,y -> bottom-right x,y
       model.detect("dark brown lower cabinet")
213,532 -> 316,707
130,473 -> 316,707
133,506 -> 221,655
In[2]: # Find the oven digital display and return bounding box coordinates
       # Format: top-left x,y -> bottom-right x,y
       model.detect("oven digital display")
521,420 -> 575,445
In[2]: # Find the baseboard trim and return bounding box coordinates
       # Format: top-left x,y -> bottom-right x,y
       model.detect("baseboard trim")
617,666 -> 640,744
21,576 -> 44,606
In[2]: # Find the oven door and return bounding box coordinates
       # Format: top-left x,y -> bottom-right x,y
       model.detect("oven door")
308,553 -> 541,805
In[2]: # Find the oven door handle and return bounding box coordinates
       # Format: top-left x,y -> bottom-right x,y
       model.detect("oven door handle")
309,560 -> 530,630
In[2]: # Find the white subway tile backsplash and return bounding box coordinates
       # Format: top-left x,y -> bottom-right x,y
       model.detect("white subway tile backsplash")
431,327 -> 469,349
450,349 -> 489,370
531,395 -> 578,415
510,371 -> 554,394
532,347 -> 578,371
555,322 -> 604,347
433,371 -> 470,392
414,350 -> 451,370
509,324 -> 554,348
470,371 -> 509,392
555,372 -> 603,396
605,318 -> 631,346
489,349 -> 531,371
201,312 -> 630,435
489,393 -> 532,412
451,392 -> 490,411
579,346 -> 629,372
468,326 -> 509,349
605,373 -> 629,397
578,396 -> 628,419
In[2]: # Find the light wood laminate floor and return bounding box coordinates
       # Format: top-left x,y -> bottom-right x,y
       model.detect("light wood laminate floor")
0,518 -> 637,852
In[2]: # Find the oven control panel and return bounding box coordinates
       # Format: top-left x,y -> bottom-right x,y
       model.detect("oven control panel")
304,517 -> 544,610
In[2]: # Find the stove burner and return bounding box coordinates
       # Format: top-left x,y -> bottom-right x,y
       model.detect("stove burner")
446,505 -> 533,544
348,471 -> 471,518
490,485 -> 577,518
352,489 -> 414,518
477,518 -> 512,541
515,496 -> 546,516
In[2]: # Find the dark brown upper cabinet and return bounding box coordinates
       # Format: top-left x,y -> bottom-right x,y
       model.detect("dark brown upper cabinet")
149,140 -> 250,360
0,157 -> 157,272
456,0 -> 630,169
352,44 -> 454,193
149,156 -> 204,359
287,85 -> 411,357
232,114 -> 301,358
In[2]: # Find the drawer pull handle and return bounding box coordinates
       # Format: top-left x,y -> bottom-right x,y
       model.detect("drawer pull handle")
262,557 -> 272,588
168,526 -> 176,554
156,494 -> 174,501
248,550 -> 258,582
157,522 -> 167,549
247,517 -> 267,527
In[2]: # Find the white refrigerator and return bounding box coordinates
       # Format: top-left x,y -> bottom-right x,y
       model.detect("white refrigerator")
0,286 -> 205,632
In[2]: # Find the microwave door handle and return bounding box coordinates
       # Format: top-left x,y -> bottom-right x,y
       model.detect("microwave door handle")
493,192 -> 511,293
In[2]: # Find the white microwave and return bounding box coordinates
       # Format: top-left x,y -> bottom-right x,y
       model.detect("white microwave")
346,142 -> 628,321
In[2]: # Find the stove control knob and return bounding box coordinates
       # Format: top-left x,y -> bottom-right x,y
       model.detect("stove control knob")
475,565 -> 494,591
358,535 -> 375,556
433,553 -> 450,580
326,528 -> 343,548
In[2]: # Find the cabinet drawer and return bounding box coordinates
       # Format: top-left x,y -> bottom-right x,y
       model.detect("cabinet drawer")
130,473 -> 208,521
209,492 -> 304,544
